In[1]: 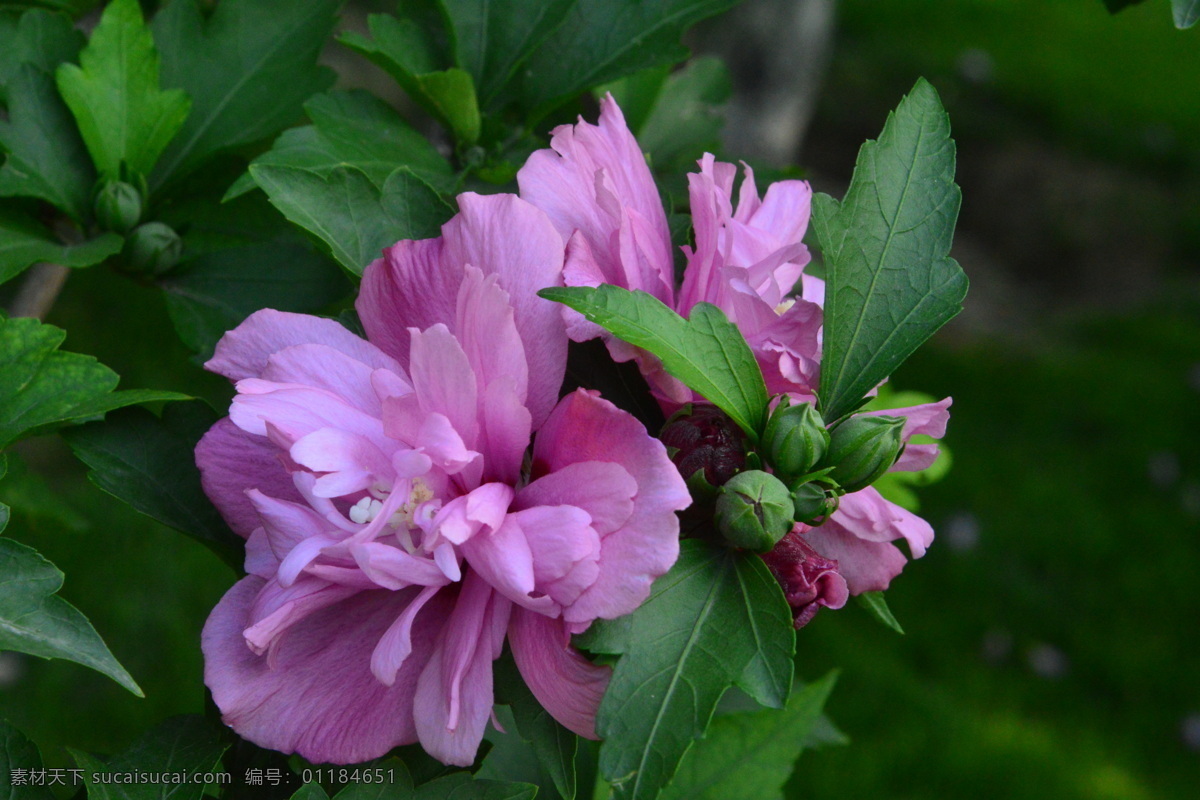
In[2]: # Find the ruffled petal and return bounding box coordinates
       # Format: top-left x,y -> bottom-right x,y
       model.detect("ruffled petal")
196,418 -> 299,538
803,524 -> 909,595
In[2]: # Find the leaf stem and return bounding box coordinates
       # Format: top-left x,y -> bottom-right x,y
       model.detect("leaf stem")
8,262 -> 70,320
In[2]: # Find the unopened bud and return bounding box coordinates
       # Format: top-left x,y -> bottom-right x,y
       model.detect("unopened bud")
762,398 -> 829,479
661,404 -> 746,488
715,470 -> 794,552
124,222 -> 182,275
93,180 -> 142,233
825,414 -> 905,493
790,482 -> 828,524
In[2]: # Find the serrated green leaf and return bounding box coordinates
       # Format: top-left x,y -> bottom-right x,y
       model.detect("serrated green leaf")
1,719 -> 56,800
519,0 -> 737,116
659,671 -> 839,800
61,403 -> 244,571
441,0 -> 576,109
252,164 -> 453,274
856,591 -> 905,634
493,651 -> 578,800
607,57 -> 731,173
149,0 -> 339,190
0,64 -> 95,220
340,15 -> 481,144
55,0 -> 191,180
577,540 -> 795,800
0,315 -> 185,447
0,537 -> 142,696
539,285 -> 768,439
0,7 -> 83,100
1173,0 -> 1200,27
812,78 -> 968,423
161,240 -> 347,357
0,207 -> 122,285
70,716 -> 229,800
225,90 -> 455,202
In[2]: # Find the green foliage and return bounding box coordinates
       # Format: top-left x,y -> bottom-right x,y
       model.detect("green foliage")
658,672 -> 840,800
251,164 -> 453,274
0,452 -> 8,534
540,286 -> 769,440
441,0 -> 576,110
604,57 -> 732,173
493,652 -> 578,800
0,7 -> 83,101
55,0 -> 190,181
69,716 -> 229,800
812,78 -> 967,423
150,0 -> 340,190
0,208 -> 122,285
341,14 -> 482,145
225,90 -> 456,201
0,720 -> 55,800
577,540 -> 795,800
518,0 -> 737,116
0,64 -> 94,222
0,536 -> 142,696
62,403 -> 244,572
0,315 -> 186,448
855,591 -> 905,635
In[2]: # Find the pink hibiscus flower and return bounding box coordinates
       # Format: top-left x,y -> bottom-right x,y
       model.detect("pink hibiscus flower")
517,96 -> 951,623
196,193 -> 690,765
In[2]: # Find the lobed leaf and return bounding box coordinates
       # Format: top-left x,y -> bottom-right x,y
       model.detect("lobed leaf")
150,0 -> 340,190
539,285 -> 768,439
0,207 -> 122,286
1,719 -> 55,800
0,7 -> 83,100
55,0 -> 190,180
812,78 -> 968,423
0,537 -> 142,695
576,540 -> 796,800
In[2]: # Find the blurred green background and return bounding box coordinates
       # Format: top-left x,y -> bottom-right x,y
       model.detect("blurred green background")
2,0 -> 1198,798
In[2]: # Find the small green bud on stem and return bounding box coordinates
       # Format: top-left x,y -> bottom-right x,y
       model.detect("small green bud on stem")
93,180 -> 143,234
824,414 -> 906,494
715,470 -> 794,552
124,222 -> 182,275
762,397 -> 829,479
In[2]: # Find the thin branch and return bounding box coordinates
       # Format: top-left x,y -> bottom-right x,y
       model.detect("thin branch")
9,262 -> 70,320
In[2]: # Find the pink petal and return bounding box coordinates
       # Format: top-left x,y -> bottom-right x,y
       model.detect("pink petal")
414,574 -> 511,766
508,608 -> 610,739
803,525 -> 909,595
861,397 -> 952,440
204,577 -> 449,764
243,575 -> 358,655
371,584 -> 443,686
262,343 -> 408,417
517,461 -> 636,536
408,324 -> 479,449
479,380 -> 534,485
196,418 -> 300,538
358,237 -> 455,369
531,390 -> 689,623
207,309 -> 400,382
229,384 -> 386,448
832,488 -> 935,559
455,267 -> 528,408
289,428 -> 394,498
349,541 -> 450,590
511,504 -> 601,608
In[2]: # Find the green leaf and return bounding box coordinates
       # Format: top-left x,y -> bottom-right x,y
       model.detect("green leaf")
518,0 -> 737,116
856,591 -> 905,634
340,15 -> 481,144
225,90 -> 456,202
0,207 -> 122,285
1,719 -> 56,800
61,403 -> 244,571
55,0 -> 191,180
161,241 -> 347,357
0,452 -> 8,534
539,285 -> 769,439
0,7 -> 83,100
0,536 -> 142,695
441,0 -> 576,109
659,671 -> 839,800
290,785 -> 331,800
1173,0 -> 1200,27
611,57 -> 731,173
493,651 -> 578,800
577,540 -> 796,800
0,64 -> 96,220
69,716 -> 229,800
0,315 -> 186,447
251,164 -> 454,275
413,774 -> 537,800
149,0 -> 339,190
812,78 -> 968,423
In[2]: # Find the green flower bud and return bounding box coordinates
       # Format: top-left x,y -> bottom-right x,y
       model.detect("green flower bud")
715,470 -> 794,552
124,222 -> 182,275
825,414 -> 906,494
93,180 -> 143,233
762,398 -> 829,479
790,481 -> 827,524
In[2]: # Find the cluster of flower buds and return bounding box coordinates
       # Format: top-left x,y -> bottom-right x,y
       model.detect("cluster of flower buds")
664,397 -> 908,552
93,176 -> 182,275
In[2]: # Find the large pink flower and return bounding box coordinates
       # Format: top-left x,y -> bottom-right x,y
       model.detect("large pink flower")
518,97 -> 950,615
196,193 -> 689,766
